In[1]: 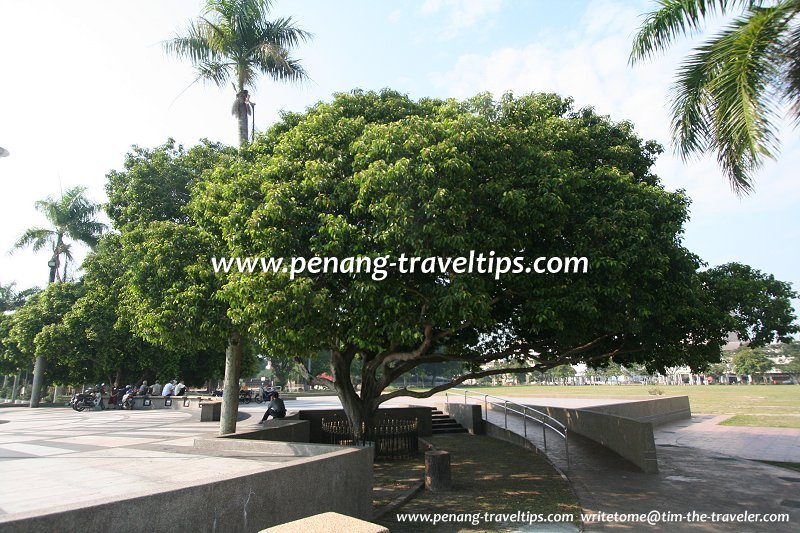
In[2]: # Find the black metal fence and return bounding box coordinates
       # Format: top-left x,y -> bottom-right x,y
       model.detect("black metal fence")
321,416 -> 419,460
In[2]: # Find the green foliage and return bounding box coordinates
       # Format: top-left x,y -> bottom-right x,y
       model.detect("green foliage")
630,0 -> 800,194
700,263 -> 798,346
105,139 -> 236,228
0,283 -> 39,312
781,357 -> 800,376
7,282 -> 85,383
732,347 -> 774,376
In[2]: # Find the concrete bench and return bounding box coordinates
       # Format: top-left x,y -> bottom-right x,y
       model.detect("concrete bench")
200,401 -> 222,422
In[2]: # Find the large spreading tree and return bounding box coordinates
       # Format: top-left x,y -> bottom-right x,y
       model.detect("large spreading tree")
192,90 -> 797,437
630,0 -> 800,194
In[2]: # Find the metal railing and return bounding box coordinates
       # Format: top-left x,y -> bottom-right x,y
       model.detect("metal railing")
445,387 -> 570,469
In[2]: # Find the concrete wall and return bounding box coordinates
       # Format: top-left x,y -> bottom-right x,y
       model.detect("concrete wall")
299,406 -> 432,443
0,442 -> 373,533
584,396 -> 691,426
219,420 -> 310,443
497,395 -> 691,474
440,402 -> 484,434
124,395 -> 211,411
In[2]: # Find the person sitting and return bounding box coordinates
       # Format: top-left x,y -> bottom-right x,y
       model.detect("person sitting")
259,392 -> 286,423
162,380 -> 176,397
137,381 -> 149,397
150,381 -> 162,396
175,380 -> 186,396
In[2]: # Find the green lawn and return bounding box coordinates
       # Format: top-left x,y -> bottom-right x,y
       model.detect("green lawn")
435,384 -> 800,418
720,414 -> 800,428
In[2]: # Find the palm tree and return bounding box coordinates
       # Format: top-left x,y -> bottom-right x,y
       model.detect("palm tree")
14,186 -> 105,283
630,0 -> 800,194
12,185 -> 104,408
164,0 -> 311,146
0,283 -> 38,312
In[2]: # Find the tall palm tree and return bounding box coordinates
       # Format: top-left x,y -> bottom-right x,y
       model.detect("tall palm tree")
14,186 -> 105,283
630,0 -> 800,194
13,185 -> 104,408
164,0 -> 312,146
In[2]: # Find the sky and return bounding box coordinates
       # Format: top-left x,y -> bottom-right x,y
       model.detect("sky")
0,0 -> 798,315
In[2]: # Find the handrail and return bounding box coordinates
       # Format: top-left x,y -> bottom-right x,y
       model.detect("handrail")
445,387 -> 570,469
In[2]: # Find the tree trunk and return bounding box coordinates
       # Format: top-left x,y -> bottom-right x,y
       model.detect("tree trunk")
233,90 -> 250,146
219,330 -> 244,435
425,451 -> 452,491
29,355 -> 46,407
331,350 -> 379,442
10,374 -> 20,402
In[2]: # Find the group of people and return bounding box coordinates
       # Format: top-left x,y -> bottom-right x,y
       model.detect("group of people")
130,380 -> 187,397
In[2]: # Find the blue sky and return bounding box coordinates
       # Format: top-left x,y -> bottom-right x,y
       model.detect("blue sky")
0,0 -> 798,315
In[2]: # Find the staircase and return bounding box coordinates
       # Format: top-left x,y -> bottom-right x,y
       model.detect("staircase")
430,408 -> 468,434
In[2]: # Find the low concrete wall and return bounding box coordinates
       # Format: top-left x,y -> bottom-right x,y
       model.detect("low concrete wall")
440,402 -> 483,434
584,396 -> 691,426
498,395 -> 691,474
218,420 -> 310,443
0,441 -> 373,533
123,395 -> 212,411
300,406 -> 432,443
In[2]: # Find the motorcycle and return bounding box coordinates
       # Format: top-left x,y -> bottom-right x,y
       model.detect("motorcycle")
121,386 -> 137,410
238,389 -> 252,404
70,385 -> 105,412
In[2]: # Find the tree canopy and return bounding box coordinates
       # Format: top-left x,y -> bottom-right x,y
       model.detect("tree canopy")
193,89 -> 797,433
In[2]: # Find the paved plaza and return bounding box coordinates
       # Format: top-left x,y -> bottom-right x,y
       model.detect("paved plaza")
0,404 -> 302,524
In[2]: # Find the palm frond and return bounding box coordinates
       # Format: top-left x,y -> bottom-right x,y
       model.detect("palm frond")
781,20 -> 800,119
13,228 -> 56,252
670,3 -> 793,193
168,0 -> 311,94
630,0 -> 761,64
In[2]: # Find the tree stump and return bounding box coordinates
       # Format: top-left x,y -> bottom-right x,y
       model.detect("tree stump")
425,450 -> 452,491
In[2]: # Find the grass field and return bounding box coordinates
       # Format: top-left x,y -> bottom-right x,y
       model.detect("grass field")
438,384 -> 800,418
720,414 -> 800,428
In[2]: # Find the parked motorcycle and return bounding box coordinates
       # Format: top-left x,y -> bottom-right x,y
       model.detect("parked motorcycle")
70,385 -> 105,412
238,389 -> 252,404
121,386 -> 137,410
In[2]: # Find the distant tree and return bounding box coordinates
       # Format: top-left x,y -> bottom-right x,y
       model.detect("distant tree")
8,282 -> 85,397
780,358 -> 800,382
630,0 -> 800,194
732,348 -> 774,382
164,0 -> 311,145
0,283 -> 39,312
550,364 -> 576,384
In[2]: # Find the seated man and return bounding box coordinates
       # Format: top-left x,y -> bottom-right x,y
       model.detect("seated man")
260,392 -> 286,423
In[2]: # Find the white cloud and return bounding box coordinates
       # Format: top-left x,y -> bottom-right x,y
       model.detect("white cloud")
420,0 -> 503,39
430,0 -> 800,214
